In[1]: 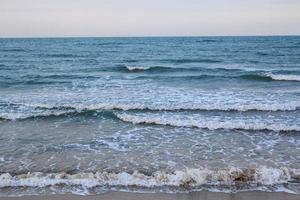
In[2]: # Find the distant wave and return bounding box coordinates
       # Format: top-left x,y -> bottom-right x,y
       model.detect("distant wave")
94,42 -> 126,46
0,110 -> 77,121
120,65 -> 300,81
122,65 -> 201,72
160,58 -> 222,64
196,39 -> 219,43
0,167 -> 299,194
256,52 -> 270,56
0,74 -> 99,86
115,112 -> 300,132
125,65 -> 153,71
123,65 -> 240,73
41,53 -> 79,58
122,65 -> 255,74
231,74 -> 274,81
238,74 -> 300,82
122,65 -> 300,82
135,74 -> 298,82
0,48 -> 27,52
21,74 -> 99,80
276,45 -> 300,49
123,59 -> 139,63
120,58 -> 222,69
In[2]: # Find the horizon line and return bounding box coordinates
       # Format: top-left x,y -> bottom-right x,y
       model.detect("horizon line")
0,34 -> 300,39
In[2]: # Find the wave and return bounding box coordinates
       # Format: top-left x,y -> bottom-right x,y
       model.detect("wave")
23,70 -> 300,83
0,74 -> 99,86
123,64 -> 234,74
122,65 -> 300,81
236,74 -> 273,81
196,39 -> 219,43
265,74 -> 300,82
135,74 -> 292,82
125,65 -> 153,71
123,65 -> 226,73
44,53 -> 78,58
21,74 -> 99,80
0,167 -> 299,192
8,101 -> 300,112
256,52 -> 270,56
0,110 -> 77,121
123,59 -> 139,63
236,74 -> 300,82
121,65 -> 201,72
1,101 -> 300,121
160,58 -> 222,64
0,48 -> 27,52
115,112 -> 300,132
122,65 -> 246,73
121,60 -> 223,72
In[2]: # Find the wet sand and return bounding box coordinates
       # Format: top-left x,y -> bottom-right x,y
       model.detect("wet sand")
1,191 -> 299,200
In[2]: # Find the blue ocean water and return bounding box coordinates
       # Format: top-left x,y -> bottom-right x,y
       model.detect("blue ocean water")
0,36 -> 300,195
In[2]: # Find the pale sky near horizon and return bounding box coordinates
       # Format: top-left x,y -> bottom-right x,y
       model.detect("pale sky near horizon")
0,0 -> 300,37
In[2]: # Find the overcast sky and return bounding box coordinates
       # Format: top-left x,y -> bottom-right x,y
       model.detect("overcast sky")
0,0 -> 300,37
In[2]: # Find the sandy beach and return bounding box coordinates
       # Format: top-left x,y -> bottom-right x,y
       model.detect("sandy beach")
1,191 -> 299,200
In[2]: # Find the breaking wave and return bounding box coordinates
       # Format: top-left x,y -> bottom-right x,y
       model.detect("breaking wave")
122,65 -> 300,82
122,65 -> 244,73
122,65 -> 250,73
0,101 -> 299,121
265,74 -> 300,82
125,65 -> 153,71
0,167 -> 299,193
115,112 -> 300,132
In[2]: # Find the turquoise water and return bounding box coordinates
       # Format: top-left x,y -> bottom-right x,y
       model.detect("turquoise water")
0,36 -> 300,195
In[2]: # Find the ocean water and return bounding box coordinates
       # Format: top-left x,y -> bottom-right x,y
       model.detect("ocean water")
0,36 -> 300,196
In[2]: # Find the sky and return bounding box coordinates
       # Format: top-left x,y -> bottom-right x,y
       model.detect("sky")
0,0 -> 300,37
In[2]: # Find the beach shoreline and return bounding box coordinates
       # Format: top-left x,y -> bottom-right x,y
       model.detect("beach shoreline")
1,191 -> 299,200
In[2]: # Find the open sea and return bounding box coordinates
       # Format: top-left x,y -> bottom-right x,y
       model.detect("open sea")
0,36 -> 300,196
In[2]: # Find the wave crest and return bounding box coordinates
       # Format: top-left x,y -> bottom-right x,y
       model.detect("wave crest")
125,65 -> 153,71
0,167 -> 298,189
115,112 -> 300,132
123,65 -> 300,82
265,74 -> 300,82
1,101 -> 300,121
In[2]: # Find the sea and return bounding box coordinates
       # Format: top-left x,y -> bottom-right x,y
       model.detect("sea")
0,36 -> 299,196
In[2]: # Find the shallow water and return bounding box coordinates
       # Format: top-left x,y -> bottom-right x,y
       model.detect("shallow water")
0,36 -> 300,195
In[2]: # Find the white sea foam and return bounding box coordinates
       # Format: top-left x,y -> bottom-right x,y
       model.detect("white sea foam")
125,65 -> 152,71
115,112 -> 300,132
0,167 -> 298,190
266,74 -> 300,81
53,100 -> 300,112
1,100 -> 300,121
11,101 -> 300,112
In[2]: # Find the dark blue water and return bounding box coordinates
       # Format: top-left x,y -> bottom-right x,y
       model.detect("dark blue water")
0,36 -> 300,196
